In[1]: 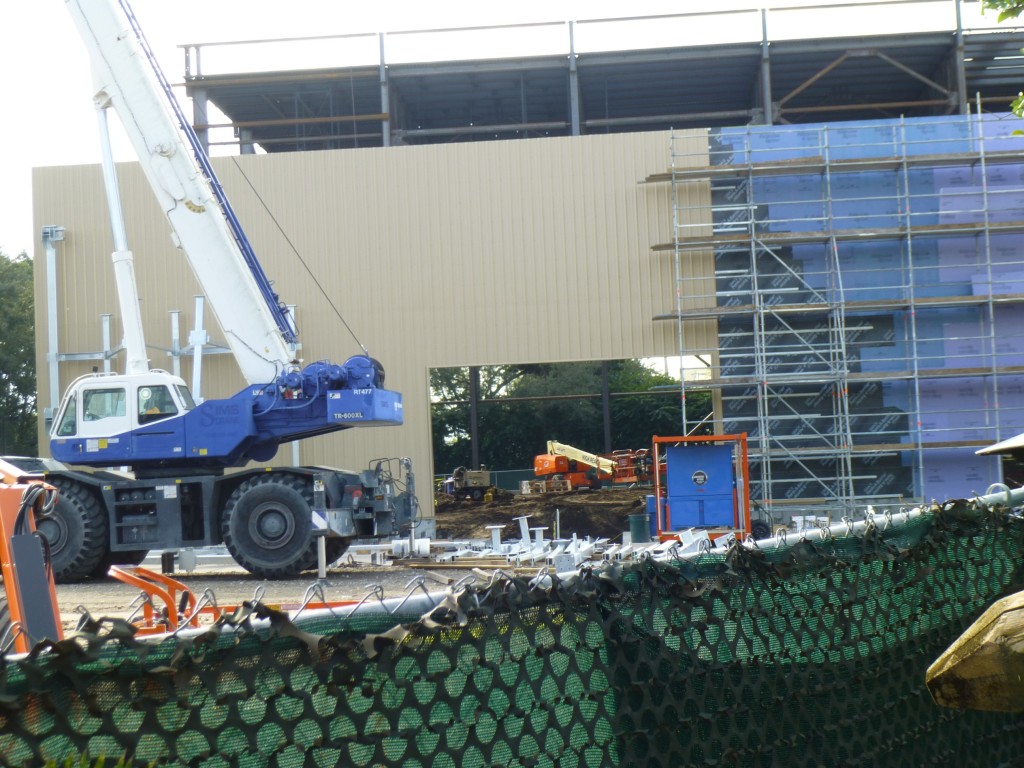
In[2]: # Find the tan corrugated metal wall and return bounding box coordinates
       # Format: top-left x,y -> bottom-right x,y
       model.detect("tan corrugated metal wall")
32,129 -> 714,510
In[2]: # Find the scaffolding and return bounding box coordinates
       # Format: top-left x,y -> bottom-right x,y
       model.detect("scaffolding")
652,112 -> 1024,522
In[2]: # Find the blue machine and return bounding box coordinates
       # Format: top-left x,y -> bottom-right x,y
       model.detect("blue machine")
50,358 -> 403,471
663,443 -> 737,530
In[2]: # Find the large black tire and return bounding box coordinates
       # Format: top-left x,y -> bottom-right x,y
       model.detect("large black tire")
35,478 -> 109,583
221,474 -> 317,579
325,538 -> 350,563
297,536 -> 351,572
750,518 -> 773,541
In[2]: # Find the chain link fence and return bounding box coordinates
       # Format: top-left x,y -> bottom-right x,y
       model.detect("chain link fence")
1,499 -> 1022,766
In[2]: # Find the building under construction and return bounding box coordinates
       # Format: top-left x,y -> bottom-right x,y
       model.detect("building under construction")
33,1 -> 1024,522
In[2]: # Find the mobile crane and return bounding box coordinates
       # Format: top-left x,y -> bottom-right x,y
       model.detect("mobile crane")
33,0 -> 410,582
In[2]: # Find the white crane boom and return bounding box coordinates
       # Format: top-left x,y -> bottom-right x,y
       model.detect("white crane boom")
95,106 -> 149,375
66,0 -> 297,385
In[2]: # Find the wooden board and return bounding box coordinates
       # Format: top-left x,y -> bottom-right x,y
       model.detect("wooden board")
926,589 -> 1024,712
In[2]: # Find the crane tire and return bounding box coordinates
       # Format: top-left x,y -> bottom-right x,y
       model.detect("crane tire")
326,538 -> 351,563
751,519 -> 773,541
36,478 -> 109,583
221,474 -> 316,580
296,536 -> 351,572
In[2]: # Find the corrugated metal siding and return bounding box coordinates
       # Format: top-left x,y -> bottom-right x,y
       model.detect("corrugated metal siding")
32,129 -> 713,494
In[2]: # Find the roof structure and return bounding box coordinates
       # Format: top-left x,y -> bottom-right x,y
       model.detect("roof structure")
179,3 -> 1024,154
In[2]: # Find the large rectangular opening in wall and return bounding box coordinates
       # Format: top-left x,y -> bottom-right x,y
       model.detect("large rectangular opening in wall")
427,358 -> 714,489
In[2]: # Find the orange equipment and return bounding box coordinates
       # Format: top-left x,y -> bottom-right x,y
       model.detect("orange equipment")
0,458 -> 63,653
610,448 -> 652,485
533,441 -> 614,491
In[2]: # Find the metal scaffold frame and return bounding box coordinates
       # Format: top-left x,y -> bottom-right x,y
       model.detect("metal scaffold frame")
656,111 -> 1024,523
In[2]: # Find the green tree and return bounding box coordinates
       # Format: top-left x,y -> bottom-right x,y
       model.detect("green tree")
479,362 -> 608,468
983,1 -> 1024,115
429,365 -> 530,472
983,1 -> 1024,21
0,250 -> 37,455
609,360 -> 713,448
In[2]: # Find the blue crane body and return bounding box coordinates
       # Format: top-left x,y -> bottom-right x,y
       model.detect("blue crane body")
51,359 -> 403,470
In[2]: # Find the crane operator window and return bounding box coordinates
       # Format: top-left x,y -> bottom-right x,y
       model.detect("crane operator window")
55,398 -> 78,436
83,388 -> 127,422
174,384 -> 196,411
138,386 -> 178,424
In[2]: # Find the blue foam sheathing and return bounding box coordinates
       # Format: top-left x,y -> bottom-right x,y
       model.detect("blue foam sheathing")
706,114 -> 1024,500
922,448 -> 1001,502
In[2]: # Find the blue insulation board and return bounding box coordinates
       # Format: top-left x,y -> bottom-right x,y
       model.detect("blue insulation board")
708,114 -> 1024,502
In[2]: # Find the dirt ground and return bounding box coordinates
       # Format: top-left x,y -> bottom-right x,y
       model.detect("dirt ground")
51,487 -> 648,635
433,485 -> 649,541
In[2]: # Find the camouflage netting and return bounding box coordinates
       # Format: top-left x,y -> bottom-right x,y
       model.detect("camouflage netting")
2,500 -> 1024,767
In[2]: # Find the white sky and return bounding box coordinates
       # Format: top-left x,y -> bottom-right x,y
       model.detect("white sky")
0,0 -> 998,259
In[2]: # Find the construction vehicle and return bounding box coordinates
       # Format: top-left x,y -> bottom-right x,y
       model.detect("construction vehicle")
531,440 -> 615,492
32,0 -> 411,583
445,466 -> 494,501
0,457 -> 374,649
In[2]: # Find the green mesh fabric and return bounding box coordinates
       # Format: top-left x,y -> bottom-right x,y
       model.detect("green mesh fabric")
1,501 -> 1023,767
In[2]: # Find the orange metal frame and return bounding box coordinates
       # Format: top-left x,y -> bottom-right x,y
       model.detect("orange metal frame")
650,433 -> 752,542
0,458 -> 63,654
610,448 -> 652,485
108,566 -> 203,634
107,565 -> 361,636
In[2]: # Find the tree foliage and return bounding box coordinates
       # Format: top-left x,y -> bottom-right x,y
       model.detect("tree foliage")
0,250 -> 37,455
982,1 -> 1024,115
983,0 -> 1024,22
430,360 -> 712,473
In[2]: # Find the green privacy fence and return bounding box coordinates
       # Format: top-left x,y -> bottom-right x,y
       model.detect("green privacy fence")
2,499 -> 1023,767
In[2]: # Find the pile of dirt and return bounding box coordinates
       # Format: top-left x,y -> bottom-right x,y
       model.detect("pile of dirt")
433,486 -> 650,541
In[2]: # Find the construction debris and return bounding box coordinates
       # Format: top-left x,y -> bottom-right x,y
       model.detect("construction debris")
402,513 -> 732,574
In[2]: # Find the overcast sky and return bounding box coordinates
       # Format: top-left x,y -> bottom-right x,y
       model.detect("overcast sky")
0,0 -> 994,259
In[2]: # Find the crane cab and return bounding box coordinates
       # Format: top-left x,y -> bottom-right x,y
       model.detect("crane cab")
50,371 -> 196,466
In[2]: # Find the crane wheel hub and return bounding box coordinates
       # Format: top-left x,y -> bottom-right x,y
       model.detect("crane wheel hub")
35,514 -> 68,552
248,502 -> 295,550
